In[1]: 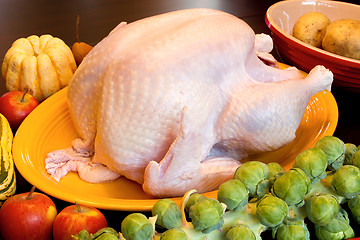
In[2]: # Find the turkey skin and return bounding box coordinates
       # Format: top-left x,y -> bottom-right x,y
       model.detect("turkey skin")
45,8 -> 333,197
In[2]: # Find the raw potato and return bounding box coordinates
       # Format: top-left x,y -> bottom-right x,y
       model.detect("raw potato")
322,19 -> 360,60
293,12 -> 331,48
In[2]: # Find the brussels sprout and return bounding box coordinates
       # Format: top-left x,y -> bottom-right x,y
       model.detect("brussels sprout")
255,194 -> 288,227
331,165 -> 360,199
225,223 -> 256,240
185,193 -> 206,214
92,228 -> 120,240
351,150 -> 360,169
217,179 -> 248,211
273,219 -> 310,240
93,233 -> 120,240
160,228 -> 189,240
293,147 -> 327,182
271,168 -> 311,207
348,194 -> 360,223
188,197 -> 224,234
121,213 -> 153,240
305,193 -> 339,226
315,136 -> 346,171
72,228 -> 120,240
72,230 -> 90,240
234,161 -> 270,198
314,209 -> 354,240
152,199 -> 182,230
267,162 -> 285,185
344,143 -> 358,165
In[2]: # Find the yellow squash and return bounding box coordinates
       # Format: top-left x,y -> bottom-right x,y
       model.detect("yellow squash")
0,113 -> 16,206
2,34 -> 77,102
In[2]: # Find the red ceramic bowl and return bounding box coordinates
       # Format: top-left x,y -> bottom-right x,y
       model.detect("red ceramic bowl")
265,0 -> 360,90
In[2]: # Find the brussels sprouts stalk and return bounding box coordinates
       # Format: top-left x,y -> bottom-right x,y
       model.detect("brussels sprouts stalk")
149,190 -> 267,240
222,201 -> 267,239
305,174 -> 346,204
118,136 -> 360,240
182,193 -> 266,240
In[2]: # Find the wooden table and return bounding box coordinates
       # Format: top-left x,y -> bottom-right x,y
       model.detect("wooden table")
1,0 -> 359,237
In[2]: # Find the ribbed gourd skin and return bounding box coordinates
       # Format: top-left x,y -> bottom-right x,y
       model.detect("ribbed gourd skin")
0,114 -> 16,206
1,34 -> 77,102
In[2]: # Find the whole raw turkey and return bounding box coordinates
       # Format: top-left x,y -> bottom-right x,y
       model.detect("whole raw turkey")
45,8 -> 333,197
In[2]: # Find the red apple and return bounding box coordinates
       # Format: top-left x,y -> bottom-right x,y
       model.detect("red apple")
0,90 -> 39,131
53,203 -> 108,240
0,186 -> 57,240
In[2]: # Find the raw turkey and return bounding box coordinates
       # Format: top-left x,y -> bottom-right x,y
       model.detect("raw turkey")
45,8 -> 333,197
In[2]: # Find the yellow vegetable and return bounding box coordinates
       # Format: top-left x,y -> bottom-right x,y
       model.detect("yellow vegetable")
293,12 -> 331,48
322,19 -> 360,60
2,35 -> 77,102
0,113 -> 16,206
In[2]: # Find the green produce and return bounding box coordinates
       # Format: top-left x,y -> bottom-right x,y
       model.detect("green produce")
152,199 -> 182,230
293,147 -> 327,182
315,136 -> 346,171
217,179 -> 248,211
188,197 -> 225,233
184,193 -> 206,213
314,209 -> 354,240
92,233 -> 119,240
73,230 -> 90,240
234,161 -> 270,198
121,213 -> 154,240
351,150 -> 360,169
160,228 -> 188,240
271,168 -> 311,207
72,227 -> 120,240
267,162 -> 285,185
92,227 -> 120,240
348,194 -> 360,223
272,219 -> 310,240
255,194 -> 288,228
109,136 -> 360,240
305,193 -> 339,226
331,165 -> 360,199
0,113 -> 16,206
225,223 -> 256,240
344,143 -> 358,165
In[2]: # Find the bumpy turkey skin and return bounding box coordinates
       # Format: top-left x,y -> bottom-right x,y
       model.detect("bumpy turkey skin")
45,8 -> 333,197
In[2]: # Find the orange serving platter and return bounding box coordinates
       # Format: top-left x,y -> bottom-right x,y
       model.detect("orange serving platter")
12,63 -> 338,211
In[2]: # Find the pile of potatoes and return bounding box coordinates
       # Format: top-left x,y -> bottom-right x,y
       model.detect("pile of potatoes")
292,12 -> 360,60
